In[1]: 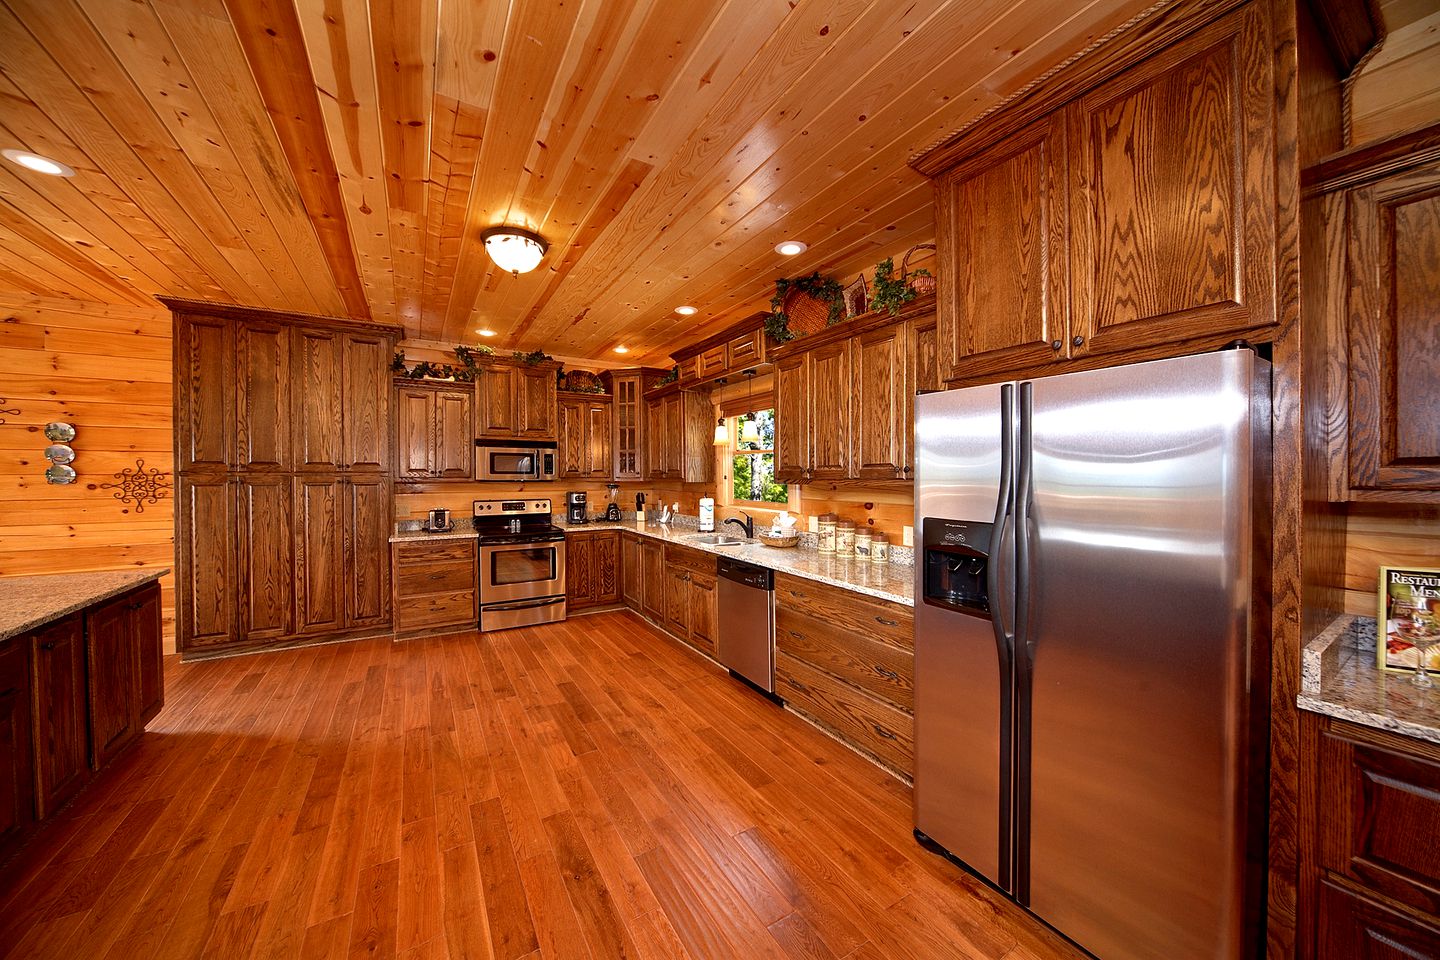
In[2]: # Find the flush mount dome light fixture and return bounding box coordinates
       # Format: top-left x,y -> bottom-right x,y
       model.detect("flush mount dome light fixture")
774,240 -> 807,256
480,226 -> 548,275
614,345 -> 630,354
2,149 -> 75,177
475,328 -> 496,337
675,305 -> 698,316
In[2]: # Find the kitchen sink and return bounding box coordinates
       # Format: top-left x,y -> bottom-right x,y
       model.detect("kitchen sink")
689,534 -> 748,546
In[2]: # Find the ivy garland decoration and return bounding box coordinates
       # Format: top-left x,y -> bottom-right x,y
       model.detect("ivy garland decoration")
766,272 -> 845,343
868,257 -> 932,316
655,365 -> 680,386
392,343 -> 496,381
512,349 -> 554,366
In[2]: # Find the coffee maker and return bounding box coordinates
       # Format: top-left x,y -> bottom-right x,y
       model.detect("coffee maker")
565,491 -> 587,524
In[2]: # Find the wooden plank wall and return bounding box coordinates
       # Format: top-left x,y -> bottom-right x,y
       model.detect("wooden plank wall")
0,294 -> 176,647
1343,505 -> 1440,616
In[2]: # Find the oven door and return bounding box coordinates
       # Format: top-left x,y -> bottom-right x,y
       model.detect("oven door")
479,540 -> 566,604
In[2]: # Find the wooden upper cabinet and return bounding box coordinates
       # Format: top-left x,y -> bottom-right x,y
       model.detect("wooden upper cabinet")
394,381 -> 472,481
853,322 -> 910,480
773,352 -> 809,484
475,361 -> 558,441
395,385 -> 435,479
937,110 -> 1070,381
342,334 -> 389,471
1067,2 -> 1276,356
643,389 -> 710,482
909,312 -> 940,396
558,395 -> 586,479
294,328 -> 344,471
608,371 -> 649,480
434,390 -> 472,479
235,321 -> 291,470
809,340 -> 852,481
645,395 -> 667,480
1347,161 -> 1440,492
586,401 -> 611,479
517,365 -> 558,440
476,365 -> 518,436
176,314 -> 234,472
558,393 -> 613,479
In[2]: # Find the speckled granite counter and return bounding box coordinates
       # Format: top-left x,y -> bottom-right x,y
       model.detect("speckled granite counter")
1299,614 -> 1440,745
560,520 -> 915,606
389,525 -> 478,543
0,569 -> 170,643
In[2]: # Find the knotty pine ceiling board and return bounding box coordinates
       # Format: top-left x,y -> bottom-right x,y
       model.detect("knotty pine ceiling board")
0,0 -> 1152,362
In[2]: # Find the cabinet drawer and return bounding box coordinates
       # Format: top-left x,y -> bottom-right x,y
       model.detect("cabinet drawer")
665,543 -> 715,576
727,329 -> 764,368
1317,879 -> 1440,959
397,561 -> 474,597
774,573 -> 912,650
776,606 -> 913,712
695,345 -> 728,381
396,540 -> 475,565
777,651 -> 913,776
396,591 -> 476,630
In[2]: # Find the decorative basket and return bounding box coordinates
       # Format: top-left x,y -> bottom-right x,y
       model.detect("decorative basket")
843,275 -> 868,317
757,531 -> 802,549
560,369 -> 606,393
781,287 -> 833,337
901,243 -> 937,295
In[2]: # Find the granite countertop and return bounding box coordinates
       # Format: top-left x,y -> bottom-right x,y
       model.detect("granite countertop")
1298,614 -> 1440,745
0,569 -> 170,643
389,524 -> 478,543
559,519 -> 915,606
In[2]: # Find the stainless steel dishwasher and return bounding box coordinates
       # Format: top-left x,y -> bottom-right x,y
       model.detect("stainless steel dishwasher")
716,557 -> 776,694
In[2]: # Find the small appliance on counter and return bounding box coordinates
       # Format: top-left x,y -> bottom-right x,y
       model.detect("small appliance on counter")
426,507 -> 453,532
604,484 -> 622,521
698,497 -> 715,532
566,491 -> 587,523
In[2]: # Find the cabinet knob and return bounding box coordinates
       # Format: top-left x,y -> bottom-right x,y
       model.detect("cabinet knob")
1072,336 -> 1085,347
40,640 -> 57,651
1051,340 -> 1062,351
902,466 -> 912,475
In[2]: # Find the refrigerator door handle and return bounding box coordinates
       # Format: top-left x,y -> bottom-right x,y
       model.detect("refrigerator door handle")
987,384 -> 1015,647
1013,380 -> 1035,901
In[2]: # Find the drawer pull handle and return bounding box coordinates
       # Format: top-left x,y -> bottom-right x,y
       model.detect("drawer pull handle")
127,601 -> 144,610
875,666 -> 900,681
873,725 -> 897,740
876,616 -> 898,627
40,640 -> 57,651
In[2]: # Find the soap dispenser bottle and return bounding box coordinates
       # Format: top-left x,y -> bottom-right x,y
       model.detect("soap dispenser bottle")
698,497 -> 715,532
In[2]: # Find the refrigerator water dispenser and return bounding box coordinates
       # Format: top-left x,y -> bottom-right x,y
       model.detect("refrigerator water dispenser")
922,518 -> 992,617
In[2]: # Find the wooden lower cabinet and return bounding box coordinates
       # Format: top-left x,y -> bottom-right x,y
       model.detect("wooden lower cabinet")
640,540 -> 665,622
618,536 -> 715,657
773,573 -> 914,777
30,615 -> 88,819
392,540 -> 477,638
1302,713 -> 1440,956
296,475 -> 392,639
0,639 -> 34,859
566,531 -> 622,611
621,533 -> 643,609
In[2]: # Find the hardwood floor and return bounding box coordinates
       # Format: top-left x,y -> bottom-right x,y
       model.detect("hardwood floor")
0,611 -> 1079,960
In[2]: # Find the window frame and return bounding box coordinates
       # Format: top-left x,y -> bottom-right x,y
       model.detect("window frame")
719,407 -> 797,513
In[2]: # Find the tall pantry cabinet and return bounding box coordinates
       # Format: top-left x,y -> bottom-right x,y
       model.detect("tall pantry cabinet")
166,298 -> 400,657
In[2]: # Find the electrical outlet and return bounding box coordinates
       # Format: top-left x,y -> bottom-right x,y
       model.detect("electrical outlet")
808,514 -> 819,533
902,524 -> 914,547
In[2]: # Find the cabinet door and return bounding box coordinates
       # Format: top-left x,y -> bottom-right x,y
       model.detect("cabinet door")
344,475 -> 391,628
342,333 -> 389,471
853,324 -> 909,480
176,314 -> 234,472
641,541 -> 665,621
594,533 -> 621,605
907,313 -> 939,475
0,640 -> 34,853
395,386 -> 435,479
663,395 -> 684,477
86,593 -> 139,769
518,366 -> 557,440
558,397 -> 586,479
1068,2 -> 1275,357
476,365 -> 519,437
665,567 -> 690,639
809,340 -> 852,480
238,474 -> 293,643
31,616 -> 87,818
586,402 -> 611,479
613,375 -> 643,480
235,321 -> 291,470
178,475 -> 237,650
295,476 -> 344,634
132,584 -> 163,724
936,110 -> 1069,381
774,352 -> 808,483
294,328 -> 343,470
688,572 -> 716,656
1317,879 -> 1440,959
566,533 -> 595,608
621,535 -> 642,609
1347,161 -> 1440,491
435,390 -> 473,479
645,397 -> 668,480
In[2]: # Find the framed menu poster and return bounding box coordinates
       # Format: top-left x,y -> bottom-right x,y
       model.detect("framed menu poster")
1378,566 -> 1440,673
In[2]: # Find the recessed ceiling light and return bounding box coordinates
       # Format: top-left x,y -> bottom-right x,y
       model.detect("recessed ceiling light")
775,240 -> 807,256
3,149 -> 75,177
675,305 -> 697,316
475,328 -> 496,337
614,345 -> 630,354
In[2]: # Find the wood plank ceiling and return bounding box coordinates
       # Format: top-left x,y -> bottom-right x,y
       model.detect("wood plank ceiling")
0,0 -> 1155,364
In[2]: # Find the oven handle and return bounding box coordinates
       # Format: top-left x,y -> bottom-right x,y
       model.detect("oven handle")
484,597 -> 565,612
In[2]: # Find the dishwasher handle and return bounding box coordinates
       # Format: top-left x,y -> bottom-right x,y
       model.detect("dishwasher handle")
717,557 -> 773,590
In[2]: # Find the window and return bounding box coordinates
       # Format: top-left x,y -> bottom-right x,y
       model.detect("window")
729,408 -> 788,505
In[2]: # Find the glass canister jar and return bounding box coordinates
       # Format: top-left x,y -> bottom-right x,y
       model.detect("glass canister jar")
817,513 -> 837,554
871,533 -> 889,564
836,519 -> 855,556
854,528 -> 872,560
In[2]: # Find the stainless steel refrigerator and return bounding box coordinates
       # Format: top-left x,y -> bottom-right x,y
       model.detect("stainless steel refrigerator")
912,349 -> 1270,960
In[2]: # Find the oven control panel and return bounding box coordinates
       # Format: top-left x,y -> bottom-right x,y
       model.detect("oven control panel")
473,498 -> 552,517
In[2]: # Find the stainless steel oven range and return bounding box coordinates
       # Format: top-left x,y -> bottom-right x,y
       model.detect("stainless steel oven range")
473,498 -> 566,632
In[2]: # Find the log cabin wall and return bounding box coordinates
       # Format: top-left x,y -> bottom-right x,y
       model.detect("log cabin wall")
0,295 -> 177,648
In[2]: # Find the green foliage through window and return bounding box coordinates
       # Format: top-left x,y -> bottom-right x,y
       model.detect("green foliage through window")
731,409 -> 787,504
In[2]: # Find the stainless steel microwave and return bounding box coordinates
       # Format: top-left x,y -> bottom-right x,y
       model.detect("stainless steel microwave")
474,440 -> 557,482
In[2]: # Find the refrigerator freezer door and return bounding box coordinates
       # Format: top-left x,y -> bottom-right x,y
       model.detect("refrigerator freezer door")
1023,350 -> 1266,960
913,383 -> 1016,890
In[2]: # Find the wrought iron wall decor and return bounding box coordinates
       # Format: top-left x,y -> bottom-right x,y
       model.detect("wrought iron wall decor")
0,398 -> 18,424
100,458 -> 170,513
